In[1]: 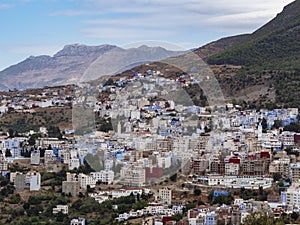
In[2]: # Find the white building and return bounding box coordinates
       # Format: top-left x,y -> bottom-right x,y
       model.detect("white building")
90,170 -> 114,184
69,158 -> 80,170
284,183 -> 300,207
30,150 -> 40,165
280,131 -> 295,147
39,127 -> 48,135
53,205 -> 68,214
120,163 -> 145,187
130,110 -> 140,120
104,159 -> 114,170
289,163 -> 300,182
70,217 -> 86,225
79,173 -> 97,189
29,172 -> 41,191
157,156 -> 171,169
44,150 -> 56,165
197,175 -> 272,189
158,187 -> 172,205
59,149 -> 70,164
269,158 -> 290,179
225,163 -> 239,176
0,161 -> 8,171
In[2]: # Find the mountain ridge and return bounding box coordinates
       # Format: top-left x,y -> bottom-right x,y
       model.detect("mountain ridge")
204,0 -> 300,108
0,44 -> 185,91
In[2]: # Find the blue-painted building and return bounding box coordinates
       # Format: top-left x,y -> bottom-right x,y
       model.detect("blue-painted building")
52,147 -> 63,162
205,213 -> 216,225
214,190 -> 229,197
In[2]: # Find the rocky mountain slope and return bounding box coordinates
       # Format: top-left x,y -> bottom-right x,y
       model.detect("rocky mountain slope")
201,0 -> 300,108
0,44 -> 185,91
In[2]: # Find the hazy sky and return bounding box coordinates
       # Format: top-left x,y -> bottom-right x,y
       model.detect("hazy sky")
0,0 -> 295,70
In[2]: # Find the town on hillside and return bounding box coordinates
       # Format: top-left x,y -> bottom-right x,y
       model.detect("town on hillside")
0,68 -> 300,224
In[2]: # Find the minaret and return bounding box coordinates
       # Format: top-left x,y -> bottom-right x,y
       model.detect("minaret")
117,121 -> 122,135
257,123 -> 262,140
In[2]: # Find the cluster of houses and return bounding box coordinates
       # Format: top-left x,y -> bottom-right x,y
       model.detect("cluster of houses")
1,69 -> 300,224
0,85 -> 74,114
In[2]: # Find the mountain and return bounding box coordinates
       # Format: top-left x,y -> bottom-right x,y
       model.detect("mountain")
207,0 -> 300,70
199,0 -> 300,108
194,34 -> 250,59
99,0 -> 300,109
0,44 -> 185,91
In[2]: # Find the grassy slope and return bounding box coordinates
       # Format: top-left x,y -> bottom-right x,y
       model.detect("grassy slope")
206,0 -> 300,107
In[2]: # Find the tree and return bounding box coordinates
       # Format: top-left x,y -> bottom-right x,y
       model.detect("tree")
9,194 -> 21,204
273,173 -> 282,182
28,196 -> 41,205
243,212 -> 284,225
259,186 -> 263,195
262,118 -> 268,132
79,192 -> 85,198
8,128 -> 14,138
208,190 -> 214,202
56,211 -> 67,222
170,173 -> 177,182
87,185 -> 94,193
26,206 -> 40,217
47,126 -> 62,139
194,189 -> 202,196
23,202 -> 30,210
72,199 -> 83,211
28,136 -> 36,146
291,212 -> 299,221
104,78 -> 115,86
213,195 -> 233,205
172,213 -> 183,222
98,118 -> 113,132
278,181 -> 284,187
283,122 -> 300,133
5,149 -> 12,157
272,120 -> 282,129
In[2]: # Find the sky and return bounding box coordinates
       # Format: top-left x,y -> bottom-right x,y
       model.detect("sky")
0,0 -> 295,71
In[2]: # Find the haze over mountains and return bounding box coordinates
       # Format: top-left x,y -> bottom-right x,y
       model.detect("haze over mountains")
0,44 -> 185,91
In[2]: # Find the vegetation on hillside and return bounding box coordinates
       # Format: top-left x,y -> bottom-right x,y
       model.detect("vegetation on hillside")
206,1 -> 300,108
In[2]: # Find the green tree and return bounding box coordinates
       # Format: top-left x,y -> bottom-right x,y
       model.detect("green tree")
261,118 -> 268,132
23,202 -> 30,210
9,194 -> 21,204
213,195 -> 233,205
208,190 -> 214,202
172,213 -> 183,222
243,212 -> 284,225
8,128 -> 14,138
272,120 -> 282,129
273,173 -> 282,182
170,173 -> 177,182
56,211 -> 67,222
291,212 -> 299,221
104,78 -> 115,86
283,122 -> 300,133
47,126 -> 62,139
28,136 -> 36,146
194,189 -> 202,196
28,196 -> 41,205
5,149 -> 12,157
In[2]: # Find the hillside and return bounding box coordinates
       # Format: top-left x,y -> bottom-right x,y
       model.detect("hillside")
194,34 -> 250,59
207,0 -> 300,70
205,0 -> 300,108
